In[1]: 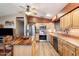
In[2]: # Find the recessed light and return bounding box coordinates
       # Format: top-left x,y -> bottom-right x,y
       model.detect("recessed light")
46,13 -> 51,17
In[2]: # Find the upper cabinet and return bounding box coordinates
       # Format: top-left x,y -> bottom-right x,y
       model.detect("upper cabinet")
71,8 -> 79,28
60,8 -> 79,30
60,16 -> 65,30
60,13 -> 71,30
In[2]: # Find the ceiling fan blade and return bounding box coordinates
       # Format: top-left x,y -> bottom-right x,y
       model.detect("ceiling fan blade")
19,6 -> 25,9
18,11 -> 25,14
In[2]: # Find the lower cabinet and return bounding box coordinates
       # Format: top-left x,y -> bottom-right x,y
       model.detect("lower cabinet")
49,35 -> 53,45
58,39 -> 76,56
62,41 -> 75,56
58,39 -> 63,55
76,48 -> 79,56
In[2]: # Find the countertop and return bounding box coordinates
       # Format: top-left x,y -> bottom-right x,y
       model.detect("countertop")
4,38 -> 32,45
47,32 -> 79,47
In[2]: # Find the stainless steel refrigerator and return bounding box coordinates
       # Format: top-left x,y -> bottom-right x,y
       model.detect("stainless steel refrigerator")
26,24 -> 35,36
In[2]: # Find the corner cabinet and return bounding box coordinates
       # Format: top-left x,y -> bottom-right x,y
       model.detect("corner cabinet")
60,8 -> 79,30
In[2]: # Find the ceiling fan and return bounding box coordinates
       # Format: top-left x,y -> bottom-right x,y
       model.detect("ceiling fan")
19,5 -> 38,16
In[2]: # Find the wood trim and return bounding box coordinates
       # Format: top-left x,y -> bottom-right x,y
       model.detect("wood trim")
27,16 -> 52,23
57,3 -> 79,19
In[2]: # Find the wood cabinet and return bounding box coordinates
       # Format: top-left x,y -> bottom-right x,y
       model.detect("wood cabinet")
60,13 -> 71,30
58,38 -> 76,56
71,8 -> 79,28
76,48 -> 79,56
60,16 -> 64,30
60,8 -> 79,30
49,35 -> 53,45
58,39 -> 63,55
65,13 -> 72,29
0,24 -> 4,28
62,41 -> 75,56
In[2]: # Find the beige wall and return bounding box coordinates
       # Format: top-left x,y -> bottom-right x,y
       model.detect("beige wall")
0,14 -> 27,36
0,14 -> 25,28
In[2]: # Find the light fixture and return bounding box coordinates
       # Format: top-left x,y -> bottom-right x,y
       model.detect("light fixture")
25,11 -> 32,15
46,13 -> 51,17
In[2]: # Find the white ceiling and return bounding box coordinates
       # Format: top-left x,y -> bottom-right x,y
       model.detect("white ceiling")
0,3 -> 68,19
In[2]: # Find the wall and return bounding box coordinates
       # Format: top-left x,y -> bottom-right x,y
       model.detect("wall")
0,13 -> 27,36
0,15 -> 16,28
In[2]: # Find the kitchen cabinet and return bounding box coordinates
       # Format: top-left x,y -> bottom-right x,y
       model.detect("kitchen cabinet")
60,8 -> 79,30
60,16 -> 64,30
49,35 -> 53,45
0,24 -> 4,28
58,39 -> 63,55
62,40 -> 75,56
60,13 -> 71,30
76,48 -> 79,56
58,38 -> 76,56
71,8 -> 79,28
65,13 -> 72,29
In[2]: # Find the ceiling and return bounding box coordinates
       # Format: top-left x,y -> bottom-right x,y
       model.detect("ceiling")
0,3 -> 68,19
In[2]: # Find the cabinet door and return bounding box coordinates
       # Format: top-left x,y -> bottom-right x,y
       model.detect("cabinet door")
72,8 -> 79,28
63,45 -> 69,56
60,17 -> 63,30
49,35 -> 53,45
63,41 -> 75,56
60,16 -> 65,30
60,13 -> 71,30
0,24 -> 4,28
58,39 -> 63,55
76,48 -> 79,56
65,13 -> 72,29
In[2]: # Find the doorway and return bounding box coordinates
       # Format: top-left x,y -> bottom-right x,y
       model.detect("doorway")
16,17 -> 24,36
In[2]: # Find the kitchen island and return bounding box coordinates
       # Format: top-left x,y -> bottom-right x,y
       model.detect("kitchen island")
2,36 -> 59,56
